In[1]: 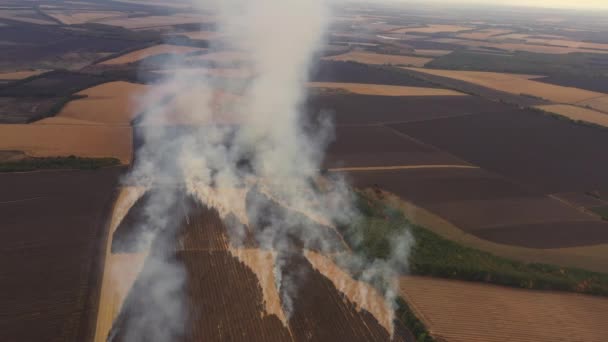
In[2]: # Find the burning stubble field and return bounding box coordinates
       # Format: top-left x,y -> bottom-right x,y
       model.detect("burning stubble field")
0,167 -> 124,342
97,189 -> 413,342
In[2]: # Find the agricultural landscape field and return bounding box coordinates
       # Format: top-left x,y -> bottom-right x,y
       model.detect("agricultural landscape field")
2,0 -> 608,341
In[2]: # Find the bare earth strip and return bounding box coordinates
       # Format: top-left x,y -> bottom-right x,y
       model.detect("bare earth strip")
0,70 -> 47,80
455,29 -> 513,40
400,276 -> 608,342
308,82 -> 466,96
535,104 -> 608,128
100,44 -> 204,65
0,124 -> 132,164
431,37 -> 608,54
577,96 -> 608,114
413,49 -> 452,57
328,164 -> 477,172
376,190 -> 608,273
324,52 -> 432,67
405,67 -> 606,104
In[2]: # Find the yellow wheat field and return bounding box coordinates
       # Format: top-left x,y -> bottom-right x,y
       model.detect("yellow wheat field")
0,70 -> 47,80
100,44 -> 204,65
536,104 -> 608,128
406,67 -> 606,104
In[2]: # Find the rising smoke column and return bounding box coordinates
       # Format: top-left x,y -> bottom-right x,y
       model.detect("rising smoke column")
117,0 -> 412,339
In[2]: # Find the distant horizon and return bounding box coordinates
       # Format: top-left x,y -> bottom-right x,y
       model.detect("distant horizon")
376,0 -> 608,11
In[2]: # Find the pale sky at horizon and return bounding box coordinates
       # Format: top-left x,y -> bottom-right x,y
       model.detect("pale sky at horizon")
386,0 -> 608,11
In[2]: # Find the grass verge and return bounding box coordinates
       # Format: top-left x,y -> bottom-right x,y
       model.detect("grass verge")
0,156 -> 120,172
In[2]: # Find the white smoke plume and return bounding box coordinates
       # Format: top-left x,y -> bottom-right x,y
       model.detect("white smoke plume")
114,0 -> 414,340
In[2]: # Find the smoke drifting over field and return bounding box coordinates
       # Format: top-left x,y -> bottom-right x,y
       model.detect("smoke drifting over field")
116,0 -> 412,340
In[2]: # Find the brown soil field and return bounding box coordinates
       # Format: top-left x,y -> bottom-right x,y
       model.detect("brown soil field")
0,69 -> 47,80
405,67 -> 605,104
171,30 -> 221,40
311,61 -> 435,87
389,109 -> 608,194
100,44 -> 204,65
43,10 -> 126,25
493,34 -> 608,51
324,52 -> 432,67
400,276 -> 608,342
372,190 -> 608,273
0,123 -> 132,163
96,14 -> 214,29
307,93 -> 512,126
113,0 -> 194,9
577,95 -> 608,114
53,81 -> 148,125
535,104 -> 608,127
390,25 -> 472,34
0,168 -> 123,342
455,28 -> 513,40
308,82 -> 465,96
105,194 -> 411,341
325,125 -> 468,169
412,49 -> 452,57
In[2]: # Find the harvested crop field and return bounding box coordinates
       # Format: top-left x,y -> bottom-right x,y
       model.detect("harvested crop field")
0,124 -> 132,163
0,69 -> 47,80
429,37 -> 608,54
43,10 -> 126,25
102,192 -> 411,342
0,167 -> 123,342
308,82 -> 464,96
412,49 -> 452,57
100,45 -> 204,65
400,276 -> 608,342
390,25 -> 472,34
389,110 -> 608,193
455,28 -> 512,40
325,125 -> 467,168
404,67 -> 603,104
535,104 -> 608,127
172,30 -> 221,40
53,81 -> 148,125
577,95 -> 608,114
324,52 -> 432,67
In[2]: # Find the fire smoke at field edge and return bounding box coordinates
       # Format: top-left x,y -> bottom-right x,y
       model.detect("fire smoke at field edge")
113,0 -> 414,340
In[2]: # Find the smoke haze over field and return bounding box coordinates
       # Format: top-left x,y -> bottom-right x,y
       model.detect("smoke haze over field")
113,0 -> 413,340
370,0 -> 608,10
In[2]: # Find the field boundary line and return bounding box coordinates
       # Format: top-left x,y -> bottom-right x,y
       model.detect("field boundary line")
328,165 -> 477,172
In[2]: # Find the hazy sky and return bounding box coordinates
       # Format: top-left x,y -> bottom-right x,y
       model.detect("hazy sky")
415,0 -> 608,10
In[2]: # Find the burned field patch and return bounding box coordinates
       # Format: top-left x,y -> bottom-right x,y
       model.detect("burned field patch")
389,109 -> 608,194
0,167 -> 123,342
107,189 -> 411,341
0,96 -> 68,123
0,70 -> 111,97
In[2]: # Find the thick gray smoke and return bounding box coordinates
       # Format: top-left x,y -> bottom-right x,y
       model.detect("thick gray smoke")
116,0 -> 413,339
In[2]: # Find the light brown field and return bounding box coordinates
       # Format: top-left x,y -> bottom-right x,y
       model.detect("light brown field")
405,67 -> 606,104
113,0 -> 194,9
493,34 -> 608,51
100,44 -> 204,65
43,10 -> 126,25
413,49 -> 452,57
536,104 -> 608,128
577,96 -> 608,114
400,276 -> 608,342
372,189 -> 608,273
324,51 -> 432,66
52,81 -> 148,125
97,13 -> 213,30
432,37 -> 608,54
390,24 -> 472,34
308,82 -> 466,97
0,124 -> 132,163
455,28 -> 513,40
0,70 -> 47,80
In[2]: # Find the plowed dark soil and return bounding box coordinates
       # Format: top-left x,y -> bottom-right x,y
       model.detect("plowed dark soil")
0,167 -> 123,342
